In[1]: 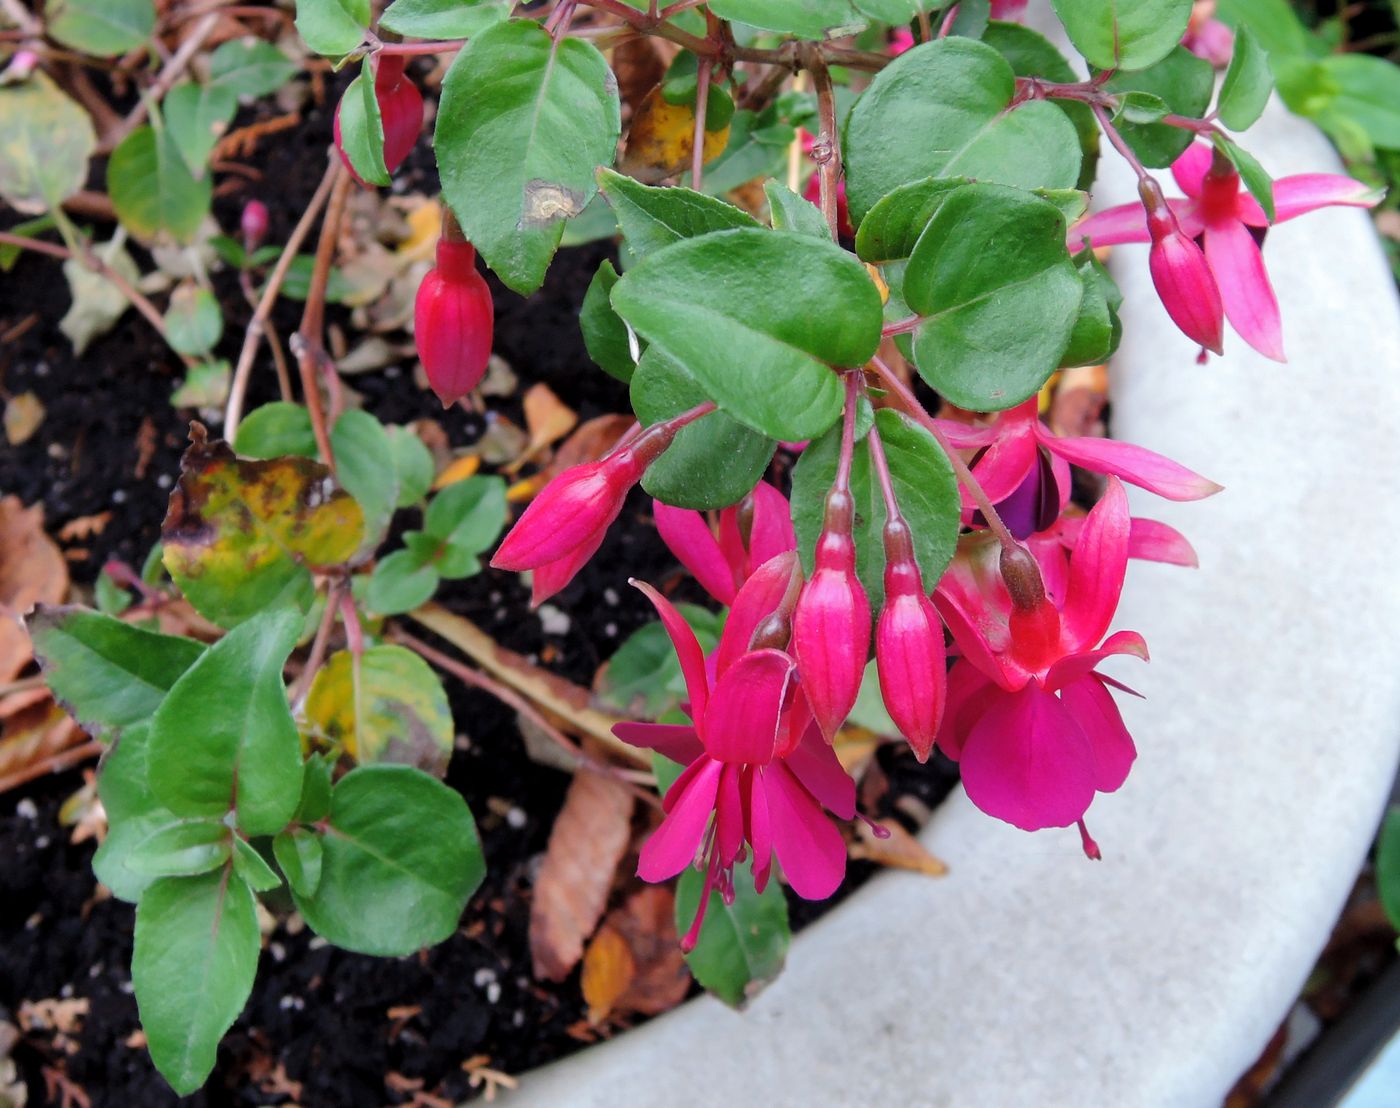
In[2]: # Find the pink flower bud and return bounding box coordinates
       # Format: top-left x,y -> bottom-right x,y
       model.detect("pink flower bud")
1140,178 -> 1224,354
875,521 -> 946,762
792,493 -> 869,740
491,456 -> 640,573
334,55 -> 424,186
240,200 -> 269,253
415,237 -> 494,407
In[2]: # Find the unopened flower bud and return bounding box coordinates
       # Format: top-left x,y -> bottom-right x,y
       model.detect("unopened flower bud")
415,230 -> 494,407
240,200 -> 269,253
1139,176 -> 1224,353
875,523 -> 945,762
999,543 -> 1045,611
334,54 -> 424,186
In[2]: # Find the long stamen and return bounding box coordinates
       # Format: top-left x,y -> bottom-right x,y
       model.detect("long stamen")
1077,818 -> 1102,860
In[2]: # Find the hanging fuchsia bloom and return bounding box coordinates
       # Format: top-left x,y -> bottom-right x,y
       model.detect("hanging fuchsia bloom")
415,228 -> 494,407
615,554 -> 854,948
938,396 -> 1221,539
333,55 -> 424,185
653,481 -> 795,605
875,518 -> 946,761
934,480 -> 1147,833
1182,0 -> 1234,65
989,0 -> 1028,19
1073,142 -> 1381,360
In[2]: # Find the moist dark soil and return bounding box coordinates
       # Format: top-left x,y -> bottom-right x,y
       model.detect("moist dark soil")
0,77 -> 959,1107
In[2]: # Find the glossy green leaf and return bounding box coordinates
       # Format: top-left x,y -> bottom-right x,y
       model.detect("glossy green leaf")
366,549 -> 440,615
598,605 -> 724,717
854,176 -> 967,262
380,0 -> 509,36
707,0 -> 864,38
171,359 -> 231,410
295,754 -> 334,823
676,865 -> 790,1008
163,82 -> 238,175
1214,0 -> 1319,58
695,106 -> 793,196
386,425 -> 435,507
1102,47 -> 1214,168
791,408 -> 960,610
843,38 -> 1081,224
1212,133 -> 1275,223
947,0 -> 989,38
1376,806 -> 1400,933
303,645 -> 454,776
599,169 -> 760,259
853,0 -> 935,20
336,63 -> 389,187
108,124 -> 212,244
28,606 -> 204,738
165,286 -> 223,356
0,72 -> 97,215
904,183 -> 1081,411
232,838 -> 283,892
93,727 -> 180,901
95,567 -> 134,616
1216,25 -> 1272,131
45,0 -> 153,55
436,20 -> 621,294
1059,251 -> 1123,369
294,0 -> 370,58
1311,55 -> 1400,151
207,39 -> 298,99
630,348 -> 776,510
233,402 -> 317,459
1116,90 -> 1170,125
128,818 -> 231,877
290,765 -> 484,956
1050,0 -> 1192,71
331,408 -> 398,548
273,827 -> 323,897
132,870 -> 259,1096
581,260 -> 637,383
764,179 -> 829,238
611,228 -> 880,442
147,609 -> 304,835
422,475 -> 507,563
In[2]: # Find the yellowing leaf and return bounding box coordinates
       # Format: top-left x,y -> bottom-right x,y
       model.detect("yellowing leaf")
397,198 -> 442,264
162,423 -> 364,627
4,392 -> 45,445
504,383 -> 578,475
581,923 -> 636,1025
431,453 -> 481,490
619,88 -> 730,185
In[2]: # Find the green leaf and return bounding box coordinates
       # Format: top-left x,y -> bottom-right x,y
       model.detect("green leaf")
791,408 -> 960,610
386,425 -> 435,507
171,360 -> 231,411
147,609 -> 305,836
1214,0 -> 1321,60
422,476 -> 507,565
0,72 -> 96,215
367,549 -> 440,615
290,765 -> 484,956
630,348 -> 776,510
28,606 -> 205,739
273,827 -> 323,897
294,0 -> 370,58
232,838 -> 282,892
162,427 -> 364,627
93,727 -> 180,901
164,286 -> 223,357
707,0 -> 864,39
611,228 -> 880,442
108,124 -> 212,244
132,871 -> 259,1096
380,0 -> 510,37
45,0 -> 153,55
303,645 -> 455,776
1050,0 -> 1192,71
95,567 -> 134,616
1312,55 -> 1400,151
676,864 -> 790,1008
163,82 -> 238,176
853,0 -> 935,21
1102,47 -> 1214,168
1059,251 -> 1123,369
336,63 -> 389,187
598,605 -> 724,717
295,754 -> 334,822
1216,25 -> 1272,132
276,255 -> 352,302
854,176 -> 967,263
659,53 -> 735,131
580,260 -> 638,383
598,169 -> 760,259
842,38 -> 1082,225
764,179 -> 829,238
207,39 -> 298,99
904,183 -> 1081,411
947,0 -> 989,38
1116,90 -> 1170,125
1212,133 -> 1275,223
436,20 -> 621,294
331,409 -> 398,548
233,402 -> 317,459
1376,806 -> 1400,933
128,819 -> 232,877
695,106 -> 793,196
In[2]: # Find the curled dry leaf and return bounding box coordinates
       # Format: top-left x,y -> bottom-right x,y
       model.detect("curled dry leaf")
592,884 -> 690,1021
529,769 -> 635,982
581,923 -> 635,1025
0,702 -> 84,797
504,384 -> 578,476
0,496 -> 68,682
849,817 -> 948,877
4,391 -> 45,445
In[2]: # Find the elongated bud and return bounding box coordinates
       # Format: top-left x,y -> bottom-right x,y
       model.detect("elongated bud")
1001,543 -> 1061,669
415,215 -> 494,407
334,55 -> 424,185
999,543 -> 1045,611
1139,177 -> 1224,354
240,200 -> 268,253
875,519 -> 945,762
793,489 -> 870,741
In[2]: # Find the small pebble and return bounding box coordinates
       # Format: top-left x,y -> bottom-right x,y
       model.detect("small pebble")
34,835 -> 49,849
603,588 -> 620,606
537,605 -> 570,636
111,489 -> 127,504
505,807 -> 527,830
156,473 -> 172,489
604,622 -> 618,637
279,995 -> 305,1011
25,913 -> 42,931
486,982 -> 501,1004
270,942 -> 286,963
473,968 -> 497,989
16,798 -> 37,819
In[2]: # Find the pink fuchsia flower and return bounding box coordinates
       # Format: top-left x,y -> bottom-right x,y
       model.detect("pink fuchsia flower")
937,396 -> 1221,539
615,557 -> 854,948
934,479 -> 1148,832
1143,178 -> 1226,355
1072,142 -> 1382,360
1182,0 -> 1234,65
653,480 -> 796,605
875,518 -> 946,761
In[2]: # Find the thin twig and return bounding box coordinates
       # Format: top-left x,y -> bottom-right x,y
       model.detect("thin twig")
294,168 -> 353,471
690,56 -> 711,190
0,740 -> 104,797
289,579 -> 344,708
803,43 -> 841,241
104,13 -> 221,152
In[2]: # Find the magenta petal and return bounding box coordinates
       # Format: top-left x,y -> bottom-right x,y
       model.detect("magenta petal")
793,563 -> 871,739
638,758 -> 721,881
1204,221 -> 1285,361
530,527 -> 605,607
1061,478 -> 1131,653
715,764 -> 744,866
492,463 -> 619,571
1059,676 -> 1136,793
715,551 -> 799,677
784,726 -> 856,819
1262,173 -> 1382,225
703,648 -> 794,764
933,418 -> 999,450
1128,518 -> 1199,567
1170,141 -> 1212,199
612,721 -> 704,765
762,762 -> 846,900
631,579 -> 711,723
747,480 -> 798,567
968,422 -> 1039,509
937,660 -> 999,761
1043,435 -> 1222,501
1043,630 -> 1149,692
959,683 -> 1096,831
1070,201 -> 1151,248
934,583 -> 1015,691
653,501 -> 737,605
745,767 -> 773,892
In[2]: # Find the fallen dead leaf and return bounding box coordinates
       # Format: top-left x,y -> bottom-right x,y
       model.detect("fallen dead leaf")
1049,363 -> 1108,439
595,884 -> 690,1019
19,996 -> 89,1035
396,198 -> 442,264
0,702 -> 91,797
582,922 -> 636,1024
4,391 -> 45,445
849,818 -> 948,877
474,413 -> 529,466
546,413 -> 635,478
0,496 -> 68,681
431,453 -> 481,490
56,511 -> 112,543
529,769 -> 635,982
462,1055 -> 519,1102
133,416 -> 158,479
503,384 -> 578,476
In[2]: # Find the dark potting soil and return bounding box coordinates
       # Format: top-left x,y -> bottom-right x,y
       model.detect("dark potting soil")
0,85 -> 960,1107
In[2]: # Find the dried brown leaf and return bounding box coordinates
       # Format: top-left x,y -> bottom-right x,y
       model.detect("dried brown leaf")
4,391 -> 45,445
529,771 -> 635,981
504,384 -> 578,476
605,884 -> 690,1017
0,496 -> 68,681
546,414 -> 635,478
0,703 -> 85,795
56,511 -> 112,542
581,923 -> 636,1025
612,41 -> 666,117
849,818 -> 948,877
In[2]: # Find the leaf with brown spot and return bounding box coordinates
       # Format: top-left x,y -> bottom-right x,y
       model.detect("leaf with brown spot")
0,496 -> 69,682
848,818 -> 948,877
529,770 -> 634,981
161,423 -> 364,628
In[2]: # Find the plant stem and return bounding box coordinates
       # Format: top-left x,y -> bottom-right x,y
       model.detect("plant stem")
882,315 -> 921,337
691,56 -> 711,191
803,43 -> 842,241
375,39 -> 467,55
105,13 -> 220,152
862,401 -> 902,523
835,370 -> 859,492
290,579 -> 344,707
225,157 -> 340,439
867,355 -> 1020,553
1090,102 -> 1152,184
